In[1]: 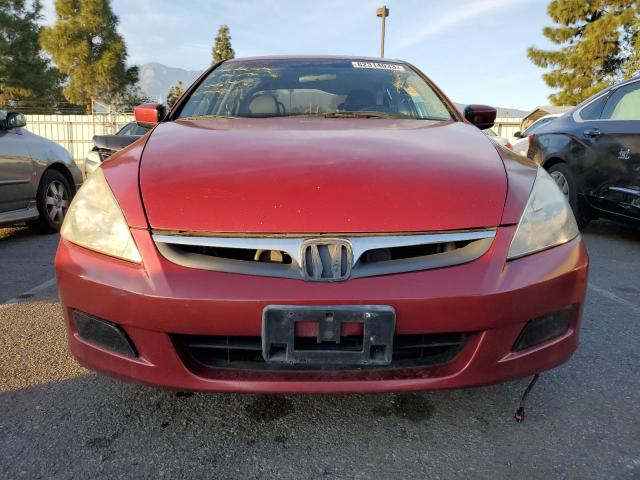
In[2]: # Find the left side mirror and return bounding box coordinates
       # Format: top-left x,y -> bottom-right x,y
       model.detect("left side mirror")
463,105 -> 496,130
5,112 -> 26,129
134,103 -> 166,128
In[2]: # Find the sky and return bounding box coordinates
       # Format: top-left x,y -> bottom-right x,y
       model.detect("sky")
40,0 -> 557,111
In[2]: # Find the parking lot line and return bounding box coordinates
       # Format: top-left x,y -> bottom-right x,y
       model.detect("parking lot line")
588,283 -> 640,314
0,277 -> 56,310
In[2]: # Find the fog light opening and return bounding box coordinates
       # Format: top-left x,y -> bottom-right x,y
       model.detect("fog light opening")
72,310 -> 138,358
513,307 -> 573,352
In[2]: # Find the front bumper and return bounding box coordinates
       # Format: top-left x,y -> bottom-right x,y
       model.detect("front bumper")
55,226 -> 588,393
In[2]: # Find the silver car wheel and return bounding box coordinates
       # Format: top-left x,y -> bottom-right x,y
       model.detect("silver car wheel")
45,180 -> 69,225
550,171 -> 570,197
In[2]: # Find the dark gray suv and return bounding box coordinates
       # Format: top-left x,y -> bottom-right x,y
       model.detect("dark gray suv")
0,110 -> 83,233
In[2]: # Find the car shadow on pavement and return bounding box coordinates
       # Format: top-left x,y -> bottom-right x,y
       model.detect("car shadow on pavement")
0,371 -> 547,479
4,343 -> 633,480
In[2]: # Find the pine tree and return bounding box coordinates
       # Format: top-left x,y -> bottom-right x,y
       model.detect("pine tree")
623,8 -> 640,74
113,85 -> 150,112
212,24 -> 235,64
40,0 -> 138,113
166,81 -> 184,108
528,0 -> 640,106
0,0 -> 63,111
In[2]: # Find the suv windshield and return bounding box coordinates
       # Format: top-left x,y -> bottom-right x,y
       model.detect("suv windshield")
177,59 -> 454,121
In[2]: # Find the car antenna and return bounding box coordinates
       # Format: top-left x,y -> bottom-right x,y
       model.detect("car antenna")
514,374 -> 540,423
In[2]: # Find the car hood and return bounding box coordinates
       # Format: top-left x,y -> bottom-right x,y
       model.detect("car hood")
139,118 -> 507,233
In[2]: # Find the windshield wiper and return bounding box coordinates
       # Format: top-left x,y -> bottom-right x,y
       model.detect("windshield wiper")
319,111 -> 409,119
178,115 -> 239,120
179,112 -> 441,120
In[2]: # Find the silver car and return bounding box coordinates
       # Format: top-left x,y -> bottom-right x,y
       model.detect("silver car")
0,110 -> 83,233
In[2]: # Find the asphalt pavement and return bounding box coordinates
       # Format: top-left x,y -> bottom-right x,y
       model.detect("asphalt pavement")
0,221 -> 639,480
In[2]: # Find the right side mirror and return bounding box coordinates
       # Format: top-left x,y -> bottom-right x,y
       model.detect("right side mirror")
513,131 -> 523,139
5,112 -> 26,129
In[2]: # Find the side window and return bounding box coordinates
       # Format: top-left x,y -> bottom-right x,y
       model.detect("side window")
601,82 -> 640,120
579,95 -> 608,120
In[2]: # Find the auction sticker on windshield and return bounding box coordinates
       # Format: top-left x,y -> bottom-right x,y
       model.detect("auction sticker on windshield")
351,61 -> 405,71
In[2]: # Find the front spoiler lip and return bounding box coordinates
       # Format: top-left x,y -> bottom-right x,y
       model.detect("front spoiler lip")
67,323 -> 580,394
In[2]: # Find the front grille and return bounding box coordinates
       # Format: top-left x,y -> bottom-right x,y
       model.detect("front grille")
359,240 -> 470,263
153,230 -> 495,281
97,148 -> 114,160
171,332 -> 467,371
171,244 -> 293,264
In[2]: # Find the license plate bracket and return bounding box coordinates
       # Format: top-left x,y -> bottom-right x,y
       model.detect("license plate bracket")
262,305 -> 395,366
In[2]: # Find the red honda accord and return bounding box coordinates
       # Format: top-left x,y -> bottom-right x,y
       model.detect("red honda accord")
56,56 -> 588,393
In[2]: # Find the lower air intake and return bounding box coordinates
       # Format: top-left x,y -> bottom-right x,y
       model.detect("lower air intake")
171,332 -> 467,371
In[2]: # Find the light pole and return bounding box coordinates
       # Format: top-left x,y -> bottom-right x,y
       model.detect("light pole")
376,6 -> 389,58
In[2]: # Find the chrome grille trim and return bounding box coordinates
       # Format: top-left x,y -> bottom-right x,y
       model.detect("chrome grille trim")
153,235 -> 306,265
152,229 -> 496,280
348,230 -> 495,264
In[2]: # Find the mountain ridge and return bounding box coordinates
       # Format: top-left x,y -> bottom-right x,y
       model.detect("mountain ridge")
138,62 -> 202,102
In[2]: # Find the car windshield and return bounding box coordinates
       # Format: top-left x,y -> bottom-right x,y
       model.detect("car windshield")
177,59 -> 454,121
117,122 -> 149,136
522,116 -> 555,136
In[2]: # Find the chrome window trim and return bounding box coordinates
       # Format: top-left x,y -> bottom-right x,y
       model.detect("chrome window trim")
573,78 -> 640,123
573,91 -> 610,123
609,186 -> 640,196
152,229 -> 497,280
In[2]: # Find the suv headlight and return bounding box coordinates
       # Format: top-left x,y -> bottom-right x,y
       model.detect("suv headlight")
508,167 -> 579,260
61,169 -> 142,263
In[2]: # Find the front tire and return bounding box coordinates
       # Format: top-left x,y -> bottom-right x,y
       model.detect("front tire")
546,163 -> 590,230
27,170 -> 72,234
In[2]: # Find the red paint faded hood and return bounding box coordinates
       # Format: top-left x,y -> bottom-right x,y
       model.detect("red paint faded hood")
139,119 -> 507,233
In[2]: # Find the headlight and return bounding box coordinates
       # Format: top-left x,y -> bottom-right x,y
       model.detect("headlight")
507,167 -> 579,259
84,150 -> 102,176
61,169 -> 142,263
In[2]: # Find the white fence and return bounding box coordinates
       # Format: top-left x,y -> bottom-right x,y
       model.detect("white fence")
24,114 -> 135,161
23,114 -> 524,161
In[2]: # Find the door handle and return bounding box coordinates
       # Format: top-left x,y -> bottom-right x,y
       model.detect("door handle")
584,128 -> 602,138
